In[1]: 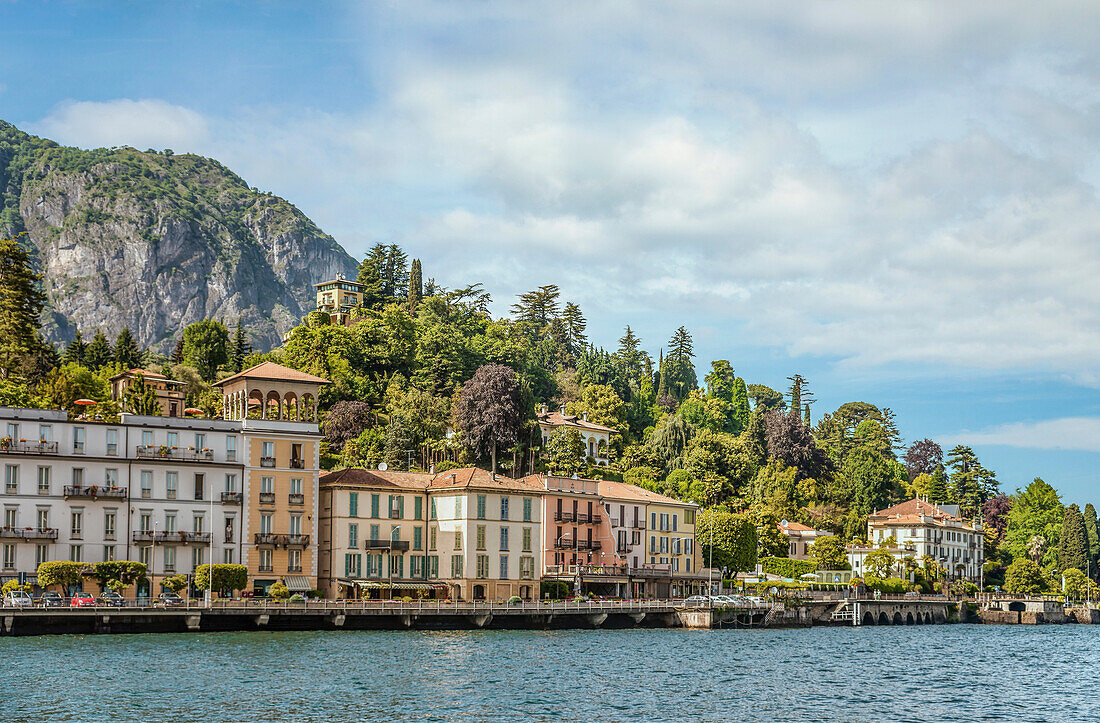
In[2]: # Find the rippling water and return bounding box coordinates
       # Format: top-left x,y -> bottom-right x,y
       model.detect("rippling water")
6,625 -> 1096,722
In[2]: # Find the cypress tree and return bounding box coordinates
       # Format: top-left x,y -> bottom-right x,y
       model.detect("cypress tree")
171,338 -> 185,365
656,349 -> 668,399
113,327 -> 142,369
788,374 -> 805,415
926,465 -> 949,503
407,259 -> 422,315
730,376 -> 751,436
1084,503 -> 1100,577
803,402 -> 811,427
232,320 -> 250,372
1059,504 -> 1089,574
63,330 -> 86,366
0,234 -> 46,379
84,330 -> 112,370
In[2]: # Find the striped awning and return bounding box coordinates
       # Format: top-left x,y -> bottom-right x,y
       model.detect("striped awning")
283,575 -> 312,592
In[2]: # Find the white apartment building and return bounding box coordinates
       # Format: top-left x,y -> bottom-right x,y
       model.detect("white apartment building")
1,407 -> 244,595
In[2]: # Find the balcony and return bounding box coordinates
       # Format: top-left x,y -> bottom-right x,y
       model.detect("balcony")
221,491 -> 242,504
135,445 -> 215,462
630,564 -> 672,578
554,511 -> 576,522
631,520 -> 646,530
288,493 -> 304,506
63,485 -> 127,500
285,534 -> 311,547
0,440 -> 58,455
255,533 -> 283,546
258,565 -> 274,573
260,457 -> 276,468
616,545 -> 630,555
287,565 -> 303,573
132,531 -> 154,543
290,459 -> 304,469
554,537 -> 577,550
546,563 -> 628,577
1,527 -> 23,539
155,531 -> 211,544
259,492 -> 276,505
23,528 -> 58,540
364,539 -> 394,550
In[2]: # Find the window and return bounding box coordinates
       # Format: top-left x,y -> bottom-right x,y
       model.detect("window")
522,527 -> 532,552
500,496 -> 509,520
651,512 -> 657,530
223,549 -> 235,564
226,436 -> 237,461
476,554 -> 489,579
455,497 -> 463,518
500,527 -> 509,551
194,473 -> 205,500
258,548 -> 272,572
3,508 -> 14,528
413,527 -> 422,551
429,527 -> 437,551
37,466 -> 50,494
454,529 -> 463,551
290,478 -> 303,495
345,553 -> 362,577
36,544 -> 48,567
369,524 -> 379,541
288,548 -> 302,572
139,544 -> 152,569
192,547 -> 205,571
260,514 -> 272,534
73,427 -> 85,454
139,512 -> 152,533
451,554 -> 464,578
684,509 -> 695,525
371,494 -> 380,518
165,513 -> 176,533
290,514 -> 302,535
389,554 -> 403,577
195,433 -> 206,452
167,432 -> 178,448
349,523 -> 359,548
224,517 -> 235,543
389,495 -> 403,519
70,544 -> 82,562
104,510 -> 116,539
520,556 -> 534,580
660,537 -> 669,554
38,424 -> 51,442
672,514 -> 678,532
225,473 -> 237,493
105,468 -> 118,487
499,554 -> 509,579
142,430 -> 153,447
430,498 -> 437,520
106,429 -> 118,455
193,515 -> 204,534
650,535 -> 656,553
261,476 -> 273,494
261,441 -> 274,458
349,492 -> 358,517
476,525 -> 486,551
428,555 -> 439,578
414,497 -> 423,520
390,525 -> 401,542
2,543 -> 14,569
523,498 -> 532,522
36,509 -> 48,531
411,555 -> 423,578
166,471 -> 178,499
5,465 -> 17,494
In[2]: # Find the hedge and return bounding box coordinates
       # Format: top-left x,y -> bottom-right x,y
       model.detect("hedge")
194,564 -> 248,592
761,557 -> 818,579
863,576 -> 909,594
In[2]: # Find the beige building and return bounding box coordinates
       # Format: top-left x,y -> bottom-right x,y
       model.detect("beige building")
314,274 -> 368,326
778,519 -> 833,560
110,369 -> 186,418
536,406 -> 616,466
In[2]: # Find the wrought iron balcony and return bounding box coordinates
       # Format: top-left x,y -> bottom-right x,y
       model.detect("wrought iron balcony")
135,445 -> 214,462
221,491 -> 242,504
288,493 -> 305,506
0,440 -> 58,455
132,531 -> 154,542
63,485 -> 127,500
23,528 -> 58,540
290,459 -> 304,469
285,534 -> 310,547
260,457 -> 276,468
255,533 -> 284,546
259,492 -> 276,504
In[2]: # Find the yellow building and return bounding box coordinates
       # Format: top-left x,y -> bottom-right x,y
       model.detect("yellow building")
215,362 -> 329,596
314,274 -> 368,326
109,369 -> 186,417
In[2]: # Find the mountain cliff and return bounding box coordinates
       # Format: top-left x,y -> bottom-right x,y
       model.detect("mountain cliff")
0,121 -> 359,351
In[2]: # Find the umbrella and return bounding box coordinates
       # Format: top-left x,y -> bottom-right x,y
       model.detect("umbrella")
800,573 -> 819,580
184,408 -> 205,415
74,399 -> 97,406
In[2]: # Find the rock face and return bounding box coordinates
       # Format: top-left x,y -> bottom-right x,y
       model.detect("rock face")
0,121 -> 358,351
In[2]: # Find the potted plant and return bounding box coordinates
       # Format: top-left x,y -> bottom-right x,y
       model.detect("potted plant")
0,437 -> 11,449
158,444 -> 169,457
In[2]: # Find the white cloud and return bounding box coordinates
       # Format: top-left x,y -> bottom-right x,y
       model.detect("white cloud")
943,417 -> 1100,452
33,99 -> 209,152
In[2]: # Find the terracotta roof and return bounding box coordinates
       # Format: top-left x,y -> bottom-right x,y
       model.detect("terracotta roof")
109,368 -> 172,381
868,498 -> 978,532
536,411 -> 617,434
215,361 -> 330,387
778,520 -> 814,532
320,468 -> 432,490
595,478 -> 695,508
429,467 -> 544,493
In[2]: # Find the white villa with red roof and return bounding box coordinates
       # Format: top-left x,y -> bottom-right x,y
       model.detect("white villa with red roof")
777,519 -> 833,560
537,405 -> 616,466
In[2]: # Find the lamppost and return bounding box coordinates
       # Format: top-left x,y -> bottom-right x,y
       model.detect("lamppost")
206,484 -> 214,607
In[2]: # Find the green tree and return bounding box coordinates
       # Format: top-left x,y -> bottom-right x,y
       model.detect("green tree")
36,561 -> 86,593
194,564 -> 248,593
121,373 -> 160,415
0,235 -> 46,379
1063,567 -> 1089,601
863,548 -> 896,578
63,330 -> 86,366
268,581 -> 291,599
696,509 -> 757,572
945,445 -> 988,515
182,319 -> 230,381
86,561 -> 147,591
747,384 -> 784,412
646,414 -> 696,473
407,258 -> 423,315
113,327 -> 142,369
663,326 -> 696,401
925,465 -> 949,503
1084,503 -> 1099,577
1003,558 -> 1044,595
1003,478 -> 1063,569
161,574 -> 189,594
565,384 -> 626,436
511,284 -> 560,338
615,326 -> 648,384
561,302 -> 587,359
1059,504 -> 1089,575
232,319 -> 251,372
809,536 -> 850,570
545,427 -> 586,476
730,377 -> 751,436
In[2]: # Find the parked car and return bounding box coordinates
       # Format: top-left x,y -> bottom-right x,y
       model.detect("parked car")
37,591 -> 64,608
3,590 -> 33,608
69,592 -> 96,607
98,590 -> 126,607
684,595 -> 710,605
153,592 -> 184,608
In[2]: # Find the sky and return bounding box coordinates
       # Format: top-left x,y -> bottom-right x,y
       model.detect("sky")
3,1 -> 1100,504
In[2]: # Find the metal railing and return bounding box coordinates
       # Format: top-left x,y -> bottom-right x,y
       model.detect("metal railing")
288,493 -> 305,505
259,492 -> 276,504
135,446 -> 214,462
221,492 -> 242,504
0,440 -> 59,455
260,457 -> 276,468
63,485 -> 127,500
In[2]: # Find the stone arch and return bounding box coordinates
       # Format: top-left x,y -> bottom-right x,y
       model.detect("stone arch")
862,611 -> 875,626
914,611 -> 923,625
878,611 -> 889,625
283,392 -> 299,421
248,390 -> 265,419
1007,601 -> 1026,612
473,584 -> 486,601
302,393 -> 316,423
264,390 -> 282,420
906,612 -> 914,625
892,611 -> 903,625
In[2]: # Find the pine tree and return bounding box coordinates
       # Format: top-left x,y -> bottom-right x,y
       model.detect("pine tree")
656,349 -> 668,399
63,330 -> 86,366
1085,503 -> 1100,578
787,374 -> 805,414
616,326 -> 646,382
510,285 -> 560,337
232,320 -> 251,372
171,338 -> 185,365
561,302 -> 587,358
407,259 -> 423,315
926,465 -> 949,503
0,234 -> 46,379
113,327 -> 142,369
356,246 -> 385,309
664,327 -> 697,401
1059,504 -> 1089,574
803,402 -> 812,427
84,330 -> 112,370
946,445 -> 983,514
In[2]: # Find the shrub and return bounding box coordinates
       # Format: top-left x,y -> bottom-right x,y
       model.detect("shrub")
508,595 -> 522,605
194,564 -> 248,592
268,582 -> 290,599
761,557 -> 818,579
1,579 -> 31,595
864,576 -> 908,594
307,589 -> 323,599
540,581 -> 569,600
36,561 -> 86,591
289,594 -> 305,603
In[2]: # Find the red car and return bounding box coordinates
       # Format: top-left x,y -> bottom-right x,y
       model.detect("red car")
70,592 -> 96,607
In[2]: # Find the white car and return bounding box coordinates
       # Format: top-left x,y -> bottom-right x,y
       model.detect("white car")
3,590 -> 33,608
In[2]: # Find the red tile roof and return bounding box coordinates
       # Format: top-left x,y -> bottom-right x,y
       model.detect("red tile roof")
215,362 -> 330,386
537,411 -> 617,434
595,478 -> 694,507
869,498 -> 978,532
429,467 -> 544,493
320,468 -> 432,490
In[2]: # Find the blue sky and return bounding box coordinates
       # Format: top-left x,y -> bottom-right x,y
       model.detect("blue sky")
4,1 -> 1100,504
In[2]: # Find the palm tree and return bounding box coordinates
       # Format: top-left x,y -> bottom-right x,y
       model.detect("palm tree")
1028,535 -> 1046,564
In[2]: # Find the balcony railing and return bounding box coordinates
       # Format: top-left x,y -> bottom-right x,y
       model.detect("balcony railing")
260,457 -> 276,468
287,565 -> 303,573
286,534 -> 310,547
23,528 -> 59,540
364,539 -> 398,550
288,493 -> 304,506
154,531 -> 211,544
554,537 -> 576,550
554,511 -> 575,522
221,491 -> 242,504
546,563 -> 629,577
1,527 -> 23,539
631,564 -> 672,578
132,531 -> 154,542
290,459 -> 304,469
255,533 -> 283,546
631,520 -> 646,530
0,440 -> 59,455
259,492 -> 276,504
258,565 -> 274,573
135,445 -> 214,462
63,485 -> 127,500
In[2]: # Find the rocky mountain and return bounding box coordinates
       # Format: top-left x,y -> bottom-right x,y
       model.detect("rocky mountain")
0,121 -> 359,352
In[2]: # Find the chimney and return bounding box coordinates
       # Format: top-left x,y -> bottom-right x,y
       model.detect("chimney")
583,412 -> 588,422
540,403 -> 548,415
560,405 -> 566,414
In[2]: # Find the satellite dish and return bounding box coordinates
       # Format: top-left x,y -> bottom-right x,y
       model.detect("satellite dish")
781,519 -> 789,527
377,462 -> 388,471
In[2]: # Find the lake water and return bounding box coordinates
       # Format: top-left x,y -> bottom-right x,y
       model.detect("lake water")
5,625 -> 1096,722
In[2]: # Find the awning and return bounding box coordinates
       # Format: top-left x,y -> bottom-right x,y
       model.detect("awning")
342,579 -> 447,590
283,575 -> 312,592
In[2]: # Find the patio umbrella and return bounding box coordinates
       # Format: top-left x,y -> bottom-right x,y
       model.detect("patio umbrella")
184,407 -> 205,415
74,399 -> 97,406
